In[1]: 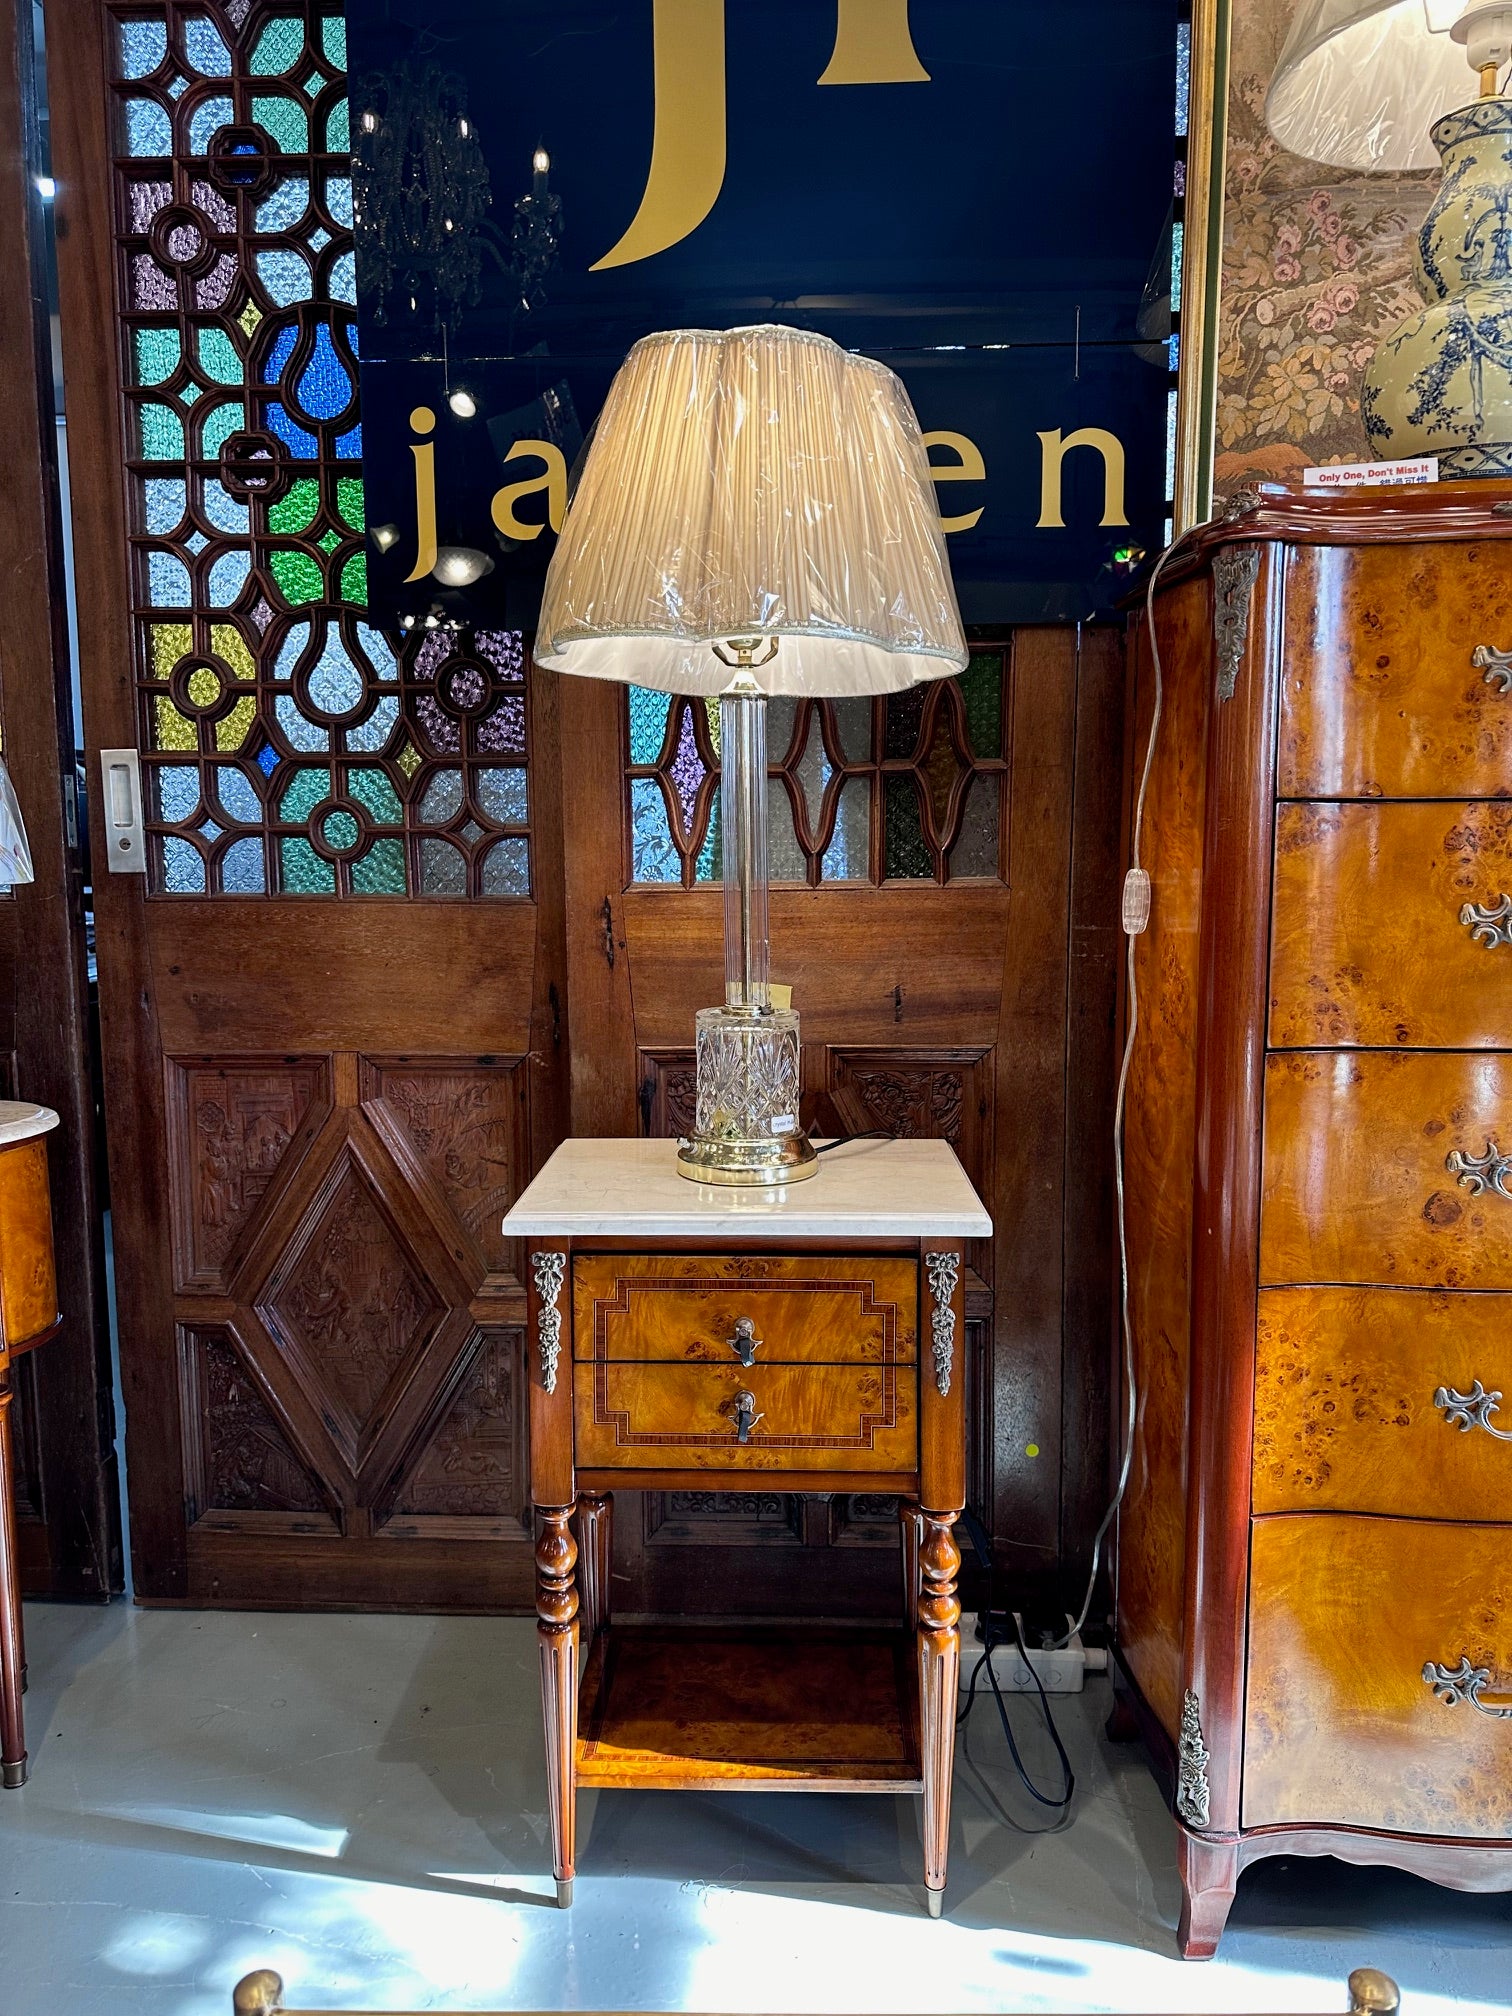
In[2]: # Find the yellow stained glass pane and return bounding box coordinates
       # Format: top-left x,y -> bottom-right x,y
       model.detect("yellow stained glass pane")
186,665 -> 221,707
215,693 -> 256,752
153,694 -> 197,750
238,298 -> 262,341
150,621 -> 192,677
210,623 -> 255,680
704,697 -> 721,756
394,738 -> 420,778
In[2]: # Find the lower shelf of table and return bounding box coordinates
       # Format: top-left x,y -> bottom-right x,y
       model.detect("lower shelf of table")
574,1624 -> 923,1794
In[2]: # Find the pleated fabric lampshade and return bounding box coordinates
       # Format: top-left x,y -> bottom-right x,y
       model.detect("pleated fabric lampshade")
1267,0 -> 1487,170
533,323 -> 967,697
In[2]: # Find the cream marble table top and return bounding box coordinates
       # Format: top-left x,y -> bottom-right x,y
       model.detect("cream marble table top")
501,1136 -> 991,1240
0,1102 -> 59,1147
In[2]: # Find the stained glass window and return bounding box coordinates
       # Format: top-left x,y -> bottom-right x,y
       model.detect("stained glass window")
625,646 -> 1010,887
111,0 -> 530,897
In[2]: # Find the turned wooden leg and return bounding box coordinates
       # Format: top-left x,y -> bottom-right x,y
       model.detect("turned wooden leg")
576,1491 -> 613,1644
916,1507 -> 961,1917
1176,1826 -> 1238,1959
0,1374 -> 27,1788
536,1503 -> 578,1906
899,1498 -> 922,1634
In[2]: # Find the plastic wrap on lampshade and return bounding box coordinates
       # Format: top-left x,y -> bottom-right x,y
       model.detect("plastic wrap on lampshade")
0,762 -> 33,886
533,324 -> 967,697
1266,0 -> 1484,171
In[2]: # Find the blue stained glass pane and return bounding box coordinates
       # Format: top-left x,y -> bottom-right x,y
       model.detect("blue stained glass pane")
334,423 -> 361,458
264,325 -> 298,381
321,16 -> 347,68
293,321 -> 352,421
187,95 -> 233,156
256,743 -> 278,776
325,98 -> 349,152
478,768 -> 527,825
695,797 -> 722,882
201,482 -> 248,534
308,225 -> 331,254
207,547 -> 250,605
184,530 -> 207,554
254,177 -> 309,232
216,766 -> 262,822
143,477 -> 186,534
325,177 -> 352,227
200,398 -> 244,457
482,837 -> 530,896
420,837 -> 466,895
628,688 -> 672,764
154,765 -> 200,821
307,636 -> 364,713
356,623 -> 395,680
1175,21 -> 1191,138
263,400 -> 318,455
275,692 -> 328,751
274,620 -> 310,678
125,99 -> 174,156
182,17 -> 231,76
120,21 -> 168,78
147,549 -> 191,603
256,249 -> 311,308
419,769 -> 463,823
1172,221 -> 1184,316
344,318 -> 360,362
630,779 -> 680,883
198,818 -> 222,842
327,251 -> 356,305
163,835 -> 206,892
222,836 -> 266,891
343,694 -> 397,751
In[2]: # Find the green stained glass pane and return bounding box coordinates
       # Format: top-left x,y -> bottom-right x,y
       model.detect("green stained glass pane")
132,326 -> 180,385
321,806 -> 359,850
279,766 -> 329,821
280,836 -> 334,893
320,15 -> 347,68
339,551 -> 367,605
153,694 -> 197,750
215,693 -> 256,751
317,528 -> 340,554
628,687 -> 672,765
961,653 -> 1003,758
270,548 -> 323,604
884,775 -> 931,880
335,476 -> 363,531
250,17 -> 304,74
200,398 -> 243,457
196,326 -> 242,385
268,477 -> 321,535
347,766 -> 401,823
138,402 -> 184,458
325,98 -> 349,151
351,836 -> 404,893
252,94 -> 308,152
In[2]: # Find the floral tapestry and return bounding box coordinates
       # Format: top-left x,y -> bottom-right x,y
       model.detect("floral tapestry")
1215,0 -> 1437,493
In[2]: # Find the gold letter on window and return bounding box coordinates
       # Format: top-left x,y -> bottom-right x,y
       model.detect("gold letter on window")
819,0 -> 929,83
923,430 -> 986,534
1036,427 -> 1129,529
491,440 -> 569,542
404,405 -> 438,582
591,0 -> 726,271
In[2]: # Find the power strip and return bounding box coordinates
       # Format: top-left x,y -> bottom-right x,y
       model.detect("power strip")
958,1614 -> 1108,1696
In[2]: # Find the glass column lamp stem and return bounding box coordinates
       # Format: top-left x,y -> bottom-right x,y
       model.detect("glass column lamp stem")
722,684 -> 769,1012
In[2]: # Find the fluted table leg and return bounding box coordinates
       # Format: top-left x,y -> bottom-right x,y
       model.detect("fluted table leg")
0,1373 -> 27,1788
536,1502 -> 579,1905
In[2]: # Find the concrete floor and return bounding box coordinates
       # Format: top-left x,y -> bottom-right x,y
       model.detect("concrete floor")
0,1604 -> 1507,2016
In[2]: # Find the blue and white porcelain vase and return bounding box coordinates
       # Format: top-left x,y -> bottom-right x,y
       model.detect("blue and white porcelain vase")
1364,99 -> 1512,478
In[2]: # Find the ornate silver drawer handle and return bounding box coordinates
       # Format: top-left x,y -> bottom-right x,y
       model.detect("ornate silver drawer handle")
1473,643 -> 1512,694
1445,1139 -> 1512,1199
1434,1378 -> 1512,1440
1460,894 -> 1512,949
727,1316 -> 761,1367
1422,1654 -> 1512,1718
732,1388 -> 764,1444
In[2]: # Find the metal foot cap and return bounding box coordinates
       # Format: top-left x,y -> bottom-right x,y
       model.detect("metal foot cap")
926,1887 -> 944,1919
2,1758 -> 28,1789
556,1877 -> 574,1908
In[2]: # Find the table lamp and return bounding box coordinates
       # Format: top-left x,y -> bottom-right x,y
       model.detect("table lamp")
1266,1 -> 1512,474
534,323 -> 966,1185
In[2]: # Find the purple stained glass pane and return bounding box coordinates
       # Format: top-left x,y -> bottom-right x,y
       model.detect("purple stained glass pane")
195,251 -> 236,308
447,664 -> 485,709
412,632 -> 449,680
129,178 -> 172,230
475,693 -> 525,754
166,217 -> 205,263
190,177 -> 235,231
474,629 -> 524,680
668,701 -> 706,833
415,692 -> 461,754
131,252 -> 177,310
248,596 -> 275,634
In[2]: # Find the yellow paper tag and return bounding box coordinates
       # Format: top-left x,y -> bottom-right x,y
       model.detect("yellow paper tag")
769,982 -> 793,1012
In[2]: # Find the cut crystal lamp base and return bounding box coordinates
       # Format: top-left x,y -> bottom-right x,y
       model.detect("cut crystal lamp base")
676,1003 -> 819,1186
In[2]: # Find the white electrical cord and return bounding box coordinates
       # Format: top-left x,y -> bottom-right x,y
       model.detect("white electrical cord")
1052,538 -> 1179,1650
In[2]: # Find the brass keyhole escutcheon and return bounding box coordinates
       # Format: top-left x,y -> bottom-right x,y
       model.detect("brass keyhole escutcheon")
728,1315 -> 761,1367
733,1388 -> 764,1444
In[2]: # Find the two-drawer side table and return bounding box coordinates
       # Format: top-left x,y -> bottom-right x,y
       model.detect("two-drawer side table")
501,1136 -> 992,1916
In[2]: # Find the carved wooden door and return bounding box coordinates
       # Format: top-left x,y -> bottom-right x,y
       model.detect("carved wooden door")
49,0 -> 566,1606
560,628 -> 1126,1618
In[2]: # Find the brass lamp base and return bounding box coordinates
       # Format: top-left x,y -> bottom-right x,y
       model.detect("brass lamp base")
676,1131 -> 820,1186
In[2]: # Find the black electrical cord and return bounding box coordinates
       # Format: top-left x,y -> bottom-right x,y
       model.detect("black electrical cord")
815,1130 -> 893,1155
954,1508 -> 1076,1814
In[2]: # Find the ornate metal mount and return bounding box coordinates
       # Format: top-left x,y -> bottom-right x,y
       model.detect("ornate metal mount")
925,1251 -> 960,1398
1213,545 -> 1261,702
1472,644 -> 1512,694
1175,1688 -> 1211,1828
1434,1378 -> 1512,1441
1422,1654 -> 1512,1718
531,1250 -> 567,1393
732,1389 -> 764,1444
1446,1139 -> 1512,1200
727,1316 -> 762,1367
1460,894 -> 1512,948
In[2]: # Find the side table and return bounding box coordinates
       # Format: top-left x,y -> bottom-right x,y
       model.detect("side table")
501,1136 -> 991,1916
0,1101 -> 61,1789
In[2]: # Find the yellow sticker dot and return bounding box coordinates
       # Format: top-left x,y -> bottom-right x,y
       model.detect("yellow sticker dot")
1025,1442 -> 1040,1458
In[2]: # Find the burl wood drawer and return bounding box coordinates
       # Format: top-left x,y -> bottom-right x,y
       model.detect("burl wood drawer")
1245,1514 -> 1512,1837
1279,542 -> 1512,800
1255,1286 -> 1512,1518
573,1359 -> 918,1473
572,1254 -> 918,1366
1262,1051 -> 1512,1289
1271,801 -> 1512,1049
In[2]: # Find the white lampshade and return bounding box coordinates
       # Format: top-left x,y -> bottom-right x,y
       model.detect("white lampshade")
1267,0 -> 1487,170
534,324 -> 967,698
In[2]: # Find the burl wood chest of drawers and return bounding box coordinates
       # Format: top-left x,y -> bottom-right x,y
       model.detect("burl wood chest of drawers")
501,1135 -> 990,1916
1114,482 -> 1512,1956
